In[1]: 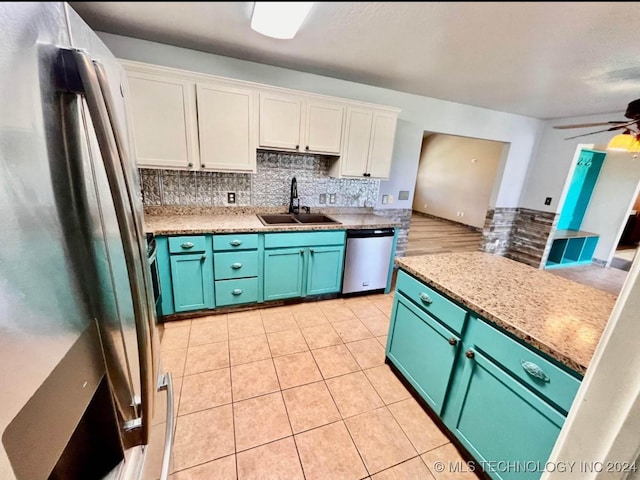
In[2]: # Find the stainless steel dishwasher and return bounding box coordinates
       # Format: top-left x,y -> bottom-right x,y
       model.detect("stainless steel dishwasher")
342,228 -> 395,294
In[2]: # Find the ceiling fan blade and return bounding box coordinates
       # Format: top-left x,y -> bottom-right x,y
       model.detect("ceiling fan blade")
563,125 -> 628,140
554,121 -> 628,129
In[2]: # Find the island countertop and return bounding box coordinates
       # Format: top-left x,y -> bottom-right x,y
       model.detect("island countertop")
144,212 -> 400,235
395,252 -> 617,374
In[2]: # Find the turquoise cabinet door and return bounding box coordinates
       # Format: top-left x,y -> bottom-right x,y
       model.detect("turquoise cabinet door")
263,247 -> 304,301
444,349 -> 565,480
387,293 -> 460,415
169,252 -> 214,312
306,245 -> 345,295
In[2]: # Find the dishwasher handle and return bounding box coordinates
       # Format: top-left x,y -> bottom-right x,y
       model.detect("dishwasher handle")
346,228 -> 395,238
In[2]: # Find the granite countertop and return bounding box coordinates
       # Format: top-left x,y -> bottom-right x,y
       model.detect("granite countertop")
396,252 -> 617,374
143,211 -> 400,235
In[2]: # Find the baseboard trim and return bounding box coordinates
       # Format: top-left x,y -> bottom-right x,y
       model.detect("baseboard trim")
411,210 -> 483,232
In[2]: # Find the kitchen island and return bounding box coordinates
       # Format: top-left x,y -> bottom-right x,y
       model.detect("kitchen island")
388,251 -> 616,480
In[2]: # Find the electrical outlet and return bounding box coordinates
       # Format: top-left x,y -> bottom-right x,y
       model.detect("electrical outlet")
382,195 -> 389,204
460,211 -> 464,217
545,197 -> 552,205
329,193 -> 336,204
319,193 -> 327,204
227,192 -> 236,204
388,195 -> 393,204
424,203 -> 428,209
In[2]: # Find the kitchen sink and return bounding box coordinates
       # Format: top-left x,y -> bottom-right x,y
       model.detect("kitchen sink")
256,213 -> 341,225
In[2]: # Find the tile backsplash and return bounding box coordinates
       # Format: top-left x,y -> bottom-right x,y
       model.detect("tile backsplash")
139,151 -> 380,209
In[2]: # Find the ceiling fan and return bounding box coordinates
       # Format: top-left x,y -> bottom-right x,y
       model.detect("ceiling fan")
553,98 -> 640,140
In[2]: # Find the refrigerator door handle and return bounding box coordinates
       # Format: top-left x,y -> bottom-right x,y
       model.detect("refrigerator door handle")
64,48 -> 155,446
157,372 -> 175,480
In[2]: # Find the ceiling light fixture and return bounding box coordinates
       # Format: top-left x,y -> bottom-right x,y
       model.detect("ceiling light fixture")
251,2 -> 314,39
607,131 -> 640,152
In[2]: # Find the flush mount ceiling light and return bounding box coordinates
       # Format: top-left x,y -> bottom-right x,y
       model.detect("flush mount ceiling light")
251,2 -> 314,39
607,131 -> 640,152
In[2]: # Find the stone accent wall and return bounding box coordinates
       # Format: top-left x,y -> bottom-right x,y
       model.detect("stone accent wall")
373,208 -> 413,258
506,208 -> 557,268
139,150 -> 380,209
481,208 -> 518,255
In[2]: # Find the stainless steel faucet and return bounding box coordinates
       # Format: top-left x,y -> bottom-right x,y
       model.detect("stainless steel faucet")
288,177 -> 300,214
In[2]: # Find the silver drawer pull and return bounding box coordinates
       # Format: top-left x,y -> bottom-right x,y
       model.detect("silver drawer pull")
521,360 -> 550,382
181,242 -> 194,249
232,289 -> 243,296
229,239 -> 242,246
419,292 -> 433,305
231,263 -> 243,269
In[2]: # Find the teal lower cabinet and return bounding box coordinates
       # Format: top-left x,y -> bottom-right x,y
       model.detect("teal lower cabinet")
387,293 -> 460,414
442,348 -> 566,480
169,251 -> 214,312
264,247 -> 305,301
215,278 -> 259,307
387,270 -> 582,480
263,231 -> 346,301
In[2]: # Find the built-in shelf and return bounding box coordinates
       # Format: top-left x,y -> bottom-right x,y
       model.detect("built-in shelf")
545,230 -> 599,269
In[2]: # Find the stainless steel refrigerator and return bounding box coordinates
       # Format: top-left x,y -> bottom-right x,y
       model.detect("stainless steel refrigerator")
0,3 -> 173,479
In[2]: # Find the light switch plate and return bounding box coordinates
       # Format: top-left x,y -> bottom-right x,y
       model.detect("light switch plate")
227,192 -> 236,204
319,193 -> 327,204
382,195 -> 389,204
329,193 -> 336,204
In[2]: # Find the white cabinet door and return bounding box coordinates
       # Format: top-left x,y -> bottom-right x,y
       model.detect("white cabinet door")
196,83 -> 257,172
303,100 -> 345,154
340,108 -> 373,178
259,92 -> 302,150
367,111 -> 398,179
126,71 -> 198,169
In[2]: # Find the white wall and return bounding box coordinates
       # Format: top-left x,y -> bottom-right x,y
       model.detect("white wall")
413,134 -> 504,228
98,32 -> 543,210
581,151 -> 640,263
520,113 -> 627,213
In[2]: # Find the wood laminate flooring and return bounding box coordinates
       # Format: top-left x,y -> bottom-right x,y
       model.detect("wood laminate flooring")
405,213 -> 482,257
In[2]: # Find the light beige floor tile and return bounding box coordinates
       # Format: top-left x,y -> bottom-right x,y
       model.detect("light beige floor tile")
295,421 -> 367,480
389,398 -> 449,454
348,301 -> 386,319
161,348 -> 187,379
189,319 -> 228,346
161,325 -> 191,351
301,324 -> 342,349
184,341 -> 229,375
170,454 -> 236,480
229,334 -> 271,366
319,304 -> 357,322
359,313 -> 391,337
293,309 -> 329,328
231,358 -> 280,401
172,405 -> 235,472
190,313 -> 227,325
346,338 -> 386,369
261,310 -> 298,333
228,310 -> 262,322
364,365 -> 411,405
273,351 -> 323,389
267,328 -> 309,357
163,319 -> 192,329
372,457 -> 435,480
332,319 -> 374,342
233,392 -> 292,451
282,381 -> 341,433
236,436 -> 304,480
345,407 -> 417,474
228,316 -> 265,340
326,371 -> 383,418
422,443 -> 478,479
369,296 -> 394,316
311,344 -> 360,379
376,335 -> 388,348
180,368 -> 232,415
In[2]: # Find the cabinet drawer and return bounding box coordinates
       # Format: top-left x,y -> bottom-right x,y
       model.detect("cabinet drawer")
469,317 -> 581,414
215,278 -> 259,307
396,270 -> 466,335
214,251 -> 259,280
213,234 -> 259,251
168,235 -> 207,254
264,231 -> 345,248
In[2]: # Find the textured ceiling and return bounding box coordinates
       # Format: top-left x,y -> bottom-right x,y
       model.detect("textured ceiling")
69,2 -> 640,120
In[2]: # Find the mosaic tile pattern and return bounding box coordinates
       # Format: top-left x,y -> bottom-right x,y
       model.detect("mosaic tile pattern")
139,151 -> 380,209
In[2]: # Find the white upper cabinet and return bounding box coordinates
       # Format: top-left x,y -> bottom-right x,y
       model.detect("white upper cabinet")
196,83 -> 257,173
331,107 -> 398,179
259,93 -> 345,155
259,92 -> 302,150
125,69 -> 198,170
